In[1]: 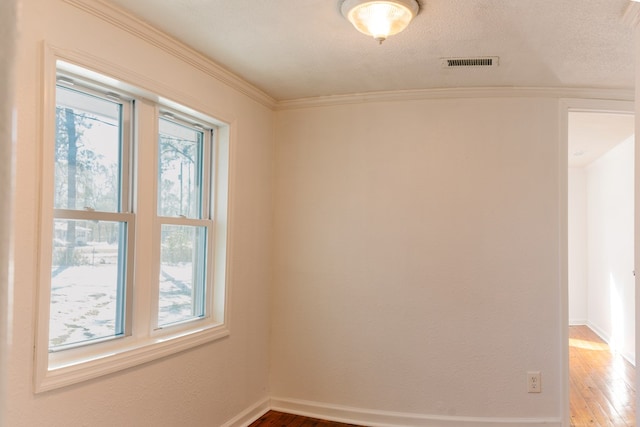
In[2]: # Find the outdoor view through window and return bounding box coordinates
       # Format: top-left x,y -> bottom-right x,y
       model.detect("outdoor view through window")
51,85 -> 128,349
51,82 -> 211,351
157,117 -> 208,327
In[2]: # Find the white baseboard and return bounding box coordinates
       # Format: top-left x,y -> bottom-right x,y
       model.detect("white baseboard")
568,319 -> 587,326
585,321 -> 611,344
221,397 -> 270,427
270,397 -> 562,427
622,351 -> 636,366
585,322 -> 636,367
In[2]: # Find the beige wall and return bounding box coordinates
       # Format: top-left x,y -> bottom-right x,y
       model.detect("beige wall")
636,19 -> 640,423
568,167 -> 588,325
9,0 -> 273,425
9,0 -> 635,425
272,98 -> 563,420
586,137 -> 635,363
0,1 -> 17,426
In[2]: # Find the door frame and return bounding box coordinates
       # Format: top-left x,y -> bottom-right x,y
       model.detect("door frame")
559,98 -> 635,427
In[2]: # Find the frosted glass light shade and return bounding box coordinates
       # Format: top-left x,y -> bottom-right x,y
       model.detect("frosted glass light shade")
341,0 -> 419,43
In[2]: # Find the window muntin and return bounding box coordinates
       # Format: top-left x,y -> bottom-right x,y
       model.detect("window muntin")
50,83 -> 132,351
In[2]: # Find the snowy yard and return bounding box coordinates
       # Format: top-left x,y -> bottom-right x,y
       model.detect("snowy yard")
50,242 -> 196,349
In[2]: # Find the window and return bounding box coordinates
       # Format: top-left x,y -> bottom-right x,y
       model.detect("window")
35,59 -> 230,392
156,116 -> 211,328
50,82 -> 133,351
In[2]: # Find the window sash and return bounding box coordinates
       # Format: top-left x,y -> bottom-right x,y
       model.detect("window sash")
54,81 -> 133,214
50,78 -> 134,352
156,224 -> 208,328
48,218 -> 133,351
155,113 -> 215,330
157,114 -> 213,220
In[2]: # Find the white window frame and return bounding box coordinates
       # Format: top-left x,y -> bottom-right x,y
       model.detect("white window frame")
51,80 -> 135,352
34,50 -> 231,393
153,111 -> 214,330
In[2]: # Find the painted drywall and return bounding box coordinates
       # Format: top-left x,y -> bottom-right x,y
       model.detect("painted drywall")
0,1 -> 17,426
272,98 -> 562,421
586,137 -> 635,363
636,22 -> 640,423
9,1 -> 273,426
568,168 -> 588,325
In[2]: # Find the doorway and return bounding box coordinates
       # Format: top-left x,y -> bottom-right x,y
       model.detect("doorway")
567,109 -> 635,425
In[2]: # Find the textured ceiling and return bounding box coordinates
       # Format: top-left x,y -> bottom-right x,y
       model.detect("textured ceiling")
103,0 -> 635,101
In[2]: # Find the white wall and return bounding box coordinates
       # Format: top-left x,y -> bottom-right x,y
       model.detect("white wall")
9,1 -> 273,425
586,137 -> 635,363
568,168 -> 588,325
636,20 -> 640,421
272,98 -> 562,422
0,1 -> 17,426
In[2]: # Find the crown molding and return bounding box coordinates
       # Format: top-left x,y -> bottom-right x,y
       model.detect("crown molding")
275,87 -> 634,110
61,0 -> 636,112
62,0 -> 277,109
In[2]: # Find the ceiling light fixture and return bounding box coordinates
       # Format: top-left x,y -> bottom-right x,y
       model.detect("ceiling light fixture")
341,0 -> 419,44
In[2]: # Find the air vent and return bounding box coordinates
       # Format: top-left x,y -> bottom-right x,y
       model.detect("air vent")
441,57 -> 499,68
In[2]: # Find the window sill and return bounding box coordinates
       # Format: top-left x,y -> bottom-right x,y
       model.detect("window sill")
36,323 -> 229,393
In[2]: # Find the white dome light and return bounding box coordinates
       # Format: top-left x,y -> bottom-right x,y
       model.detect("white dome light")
341,0 -> 419,44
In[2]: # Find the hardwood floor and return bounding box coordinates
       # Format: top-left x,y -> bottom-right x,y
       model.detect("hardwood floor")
252,327 -> 635,427
570,325 -> 636,426
249,411 -> 361,427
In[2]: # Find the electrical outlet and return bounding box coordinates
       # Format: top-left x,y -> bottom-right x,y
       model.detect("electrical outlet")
527,371 -> 541,393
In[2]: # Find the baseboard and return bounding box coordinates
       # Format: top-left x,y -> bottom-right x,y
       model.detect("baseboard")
622,350 -> 636,366
568,319 -> 587,326
221,397 -> 270,427
270,397 -> 562,427
585,321 -> 611,344
585,322 -> 636,367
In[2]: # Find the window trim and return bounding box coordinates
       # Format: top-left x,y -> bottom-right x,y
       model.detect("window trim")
34,47 -> 232,393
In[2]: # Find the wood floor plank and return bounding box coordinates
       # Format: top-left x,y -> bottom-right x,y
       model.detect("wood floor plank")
249,411 -> 361,427
570,325 -> 635,427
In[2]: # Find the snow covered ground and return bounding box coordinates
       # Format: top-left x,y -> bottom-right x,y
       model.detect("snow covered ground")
49,243 -> 195,349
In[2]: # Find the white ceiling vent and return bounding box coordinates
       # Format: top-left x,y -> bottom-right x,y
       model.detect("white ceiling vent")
441,57 -> 499,68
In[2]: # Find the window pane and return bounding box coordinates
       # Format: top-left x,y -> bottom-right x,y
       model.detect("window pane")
55,85 -> 122,212
158,118 -> 203,218
49,219 -> 127,349
158,225 -> 207,327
